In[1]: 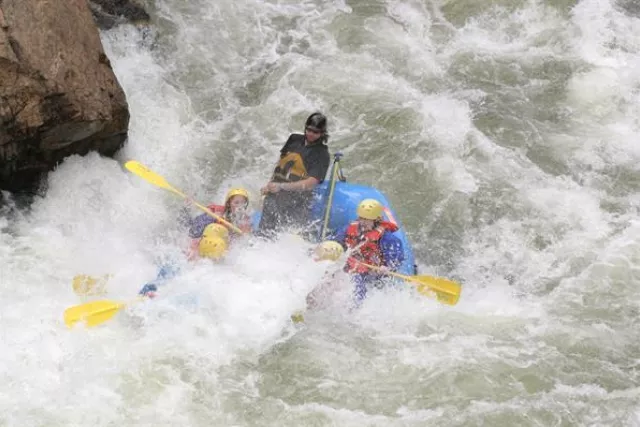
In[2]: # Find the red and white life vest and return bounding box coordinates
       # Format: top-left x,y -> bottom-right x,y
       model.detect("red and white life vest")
343,220 -> 398,274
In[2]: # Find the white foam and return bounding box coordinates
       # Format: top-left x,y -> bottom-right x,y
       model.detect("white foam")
2,0 -> 640,424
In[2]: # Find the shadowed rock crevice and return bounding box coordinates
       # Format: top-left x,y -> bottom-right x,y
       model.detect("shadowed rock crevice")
88,0 -> 150,30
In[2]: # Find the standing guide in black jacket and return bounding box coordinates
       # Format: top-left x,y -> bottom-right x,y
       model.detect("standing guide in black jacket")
259,112 -> 331,239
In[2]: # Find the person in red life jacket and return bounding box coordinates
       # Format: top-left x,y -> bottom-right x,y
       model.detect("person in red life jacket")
188,187 -> 252,238
332,199 -> 404,303
185,188 -> 251,259
258,112 -> 331,239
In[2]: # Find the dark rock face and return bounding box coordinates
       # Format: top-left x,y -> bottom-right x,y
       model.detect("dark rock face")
0,0 -> 130,193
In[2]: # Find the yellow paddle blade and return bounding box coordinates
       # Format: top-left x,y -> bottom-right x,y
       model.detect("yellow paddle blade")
406,275 -> 461,306
291,311 -> 305,323
63,300 -> 125,328
72,274 -> 110,296
124,160 -> 185,198
358,262 -> 462,306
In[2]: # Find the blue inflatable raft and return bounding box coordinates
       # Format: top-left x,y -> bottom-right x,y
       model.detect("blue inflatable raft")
254,153 -> 417,276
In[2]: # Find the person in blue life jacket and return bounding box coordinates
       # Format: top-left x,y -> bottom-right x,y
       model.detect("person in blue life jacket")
307,199 -> 404,306
138,235 -> 228,298
258,112 -> 331,239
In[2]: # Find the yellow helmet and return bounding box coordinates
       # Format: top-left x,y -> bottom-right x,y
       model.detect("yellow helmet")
198,236 -> 228,260
202,223 -> 230,241
225,188 -> 249,205
315,240 -> 344,261
357,199 -> 383,220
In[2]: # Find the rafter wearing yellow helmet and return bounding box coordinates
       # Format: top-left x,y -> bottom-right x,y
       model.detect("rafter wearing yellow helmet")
225,188 -> 249,206
356,199 -> 384,220
198,236 -> 228,260
188,187 -> 253,244
304,198 -> 404,307
314,240 -> 345,261
202,223 -> 230,242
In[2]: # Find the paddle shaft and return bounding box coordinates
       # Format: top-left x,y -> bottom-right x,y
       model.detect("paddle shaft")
320,154 -> 342,241
357,262 -> 409,279
124,161 -> 243,234
357,261 -> 460,305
